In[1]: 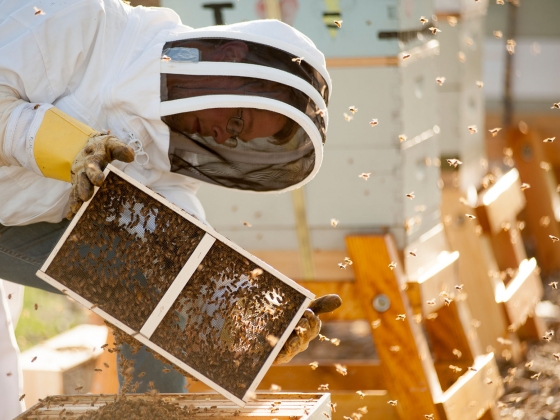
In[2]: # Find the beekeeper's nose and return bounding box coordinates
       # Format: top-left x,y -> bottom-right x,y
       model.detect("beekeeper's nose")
212,125 -> 232,144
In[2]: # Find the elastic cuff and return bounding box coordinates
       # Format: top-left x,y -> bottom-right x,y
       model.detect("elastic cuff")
34,108 -> 99,182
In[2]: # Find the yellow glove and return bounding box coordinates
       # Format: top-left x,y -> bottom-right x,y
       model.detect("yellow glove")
274,294 -> 342,364
32,108 -> 134,218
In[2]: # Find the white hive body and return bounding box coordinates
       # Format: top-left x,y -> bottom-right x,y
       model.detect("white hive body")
433,0 -> 489,190
161,0 -> 442,257
36,164 -> 313,406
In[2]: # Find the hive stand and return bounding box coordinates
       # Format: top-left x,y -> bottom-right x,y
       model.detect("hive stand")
475,168 -> 547,343
251,233 -> 503,420
506,127 -> 560,275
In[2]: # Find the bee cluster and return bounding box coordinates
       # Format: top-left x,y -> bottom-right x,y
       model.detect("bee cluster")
149,240 -> 306,399
46,172 -> 205,331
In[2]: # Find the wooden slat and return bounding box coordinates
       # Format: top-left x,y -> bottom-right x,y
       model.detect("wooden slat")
441,187 -> 519,360
476,169 -> 525,234
485,223 -> 527,273
507,127 -> 560,273
497,258 -> 544,334
346,235 -> 442,420
258,362 -> 386,392
435,353 -> 504,420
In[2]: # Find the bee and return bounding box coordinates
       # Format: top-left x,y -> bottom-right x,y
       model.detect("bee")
94,368 -> 102,372
497,337 -> 513,345
402,54 -> 411,60
446,158 -> 463,167
465,214 -> 476,220
34,303 -> 39,310
31,356 -> 37,363
349,106 -> 358,114
520,183 -> 531,191
291,57 -> 304,65
6,372 -> 12,377
449,365 -> 462,373
387,400 -> 397,406
497,0 -> 504,4
338,262 -> 347,270
551,102 -> 560,109
525,360 -> 534,368
489,127 -> 501,137
468,367 -> 477,372
531,372 -> 541,380
549,235 -> 559,242
458,51 -> 466,62
452,349 -> 462,358
447,16 -> 458,26
19,394 -> 25,401
358,173 -> 371,181
33,104 -> 40,110
369,118 -> 379,127
356,390 -> 365,398
138,372 -> 147,378
425,415 -> 435,420
399,134 -> 407,143
396,314 -> 406,321
436,77 -> 445,86
408,250 -> 417,257
333,20 -> 342,28
493,30 -> 503,39
455,284 -> 464,291
444,297 -> 453,306
406,192 -> 415,200
242,221 -> 252,227
468,125 -> 478,134
543,137 -> 556,143
33,6 -> 45,15
419,17 -> 428,24
161,55 -> 171,62
318,384 -> 329,391
331,338 -> 341,346
309,361 -> 319,370
426,299 -> 436,306
343,113 -> 353,122
318,334 -> 330,342
331,402 -> 337,412
74,386 -> 83,391
429,27 -> 441,35
371,319 -> 381,329
357,406 -> 367,414
269,384 -> 281,391
549,282 -> 558,289
344,257 -> 353,265
388,262 -> 397,270
506,39 -> 516,55
7,294 -> 11,299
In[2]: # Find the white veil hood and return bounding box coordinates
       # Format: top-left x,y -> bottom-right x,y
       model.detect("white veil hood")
160,19 -> 332,194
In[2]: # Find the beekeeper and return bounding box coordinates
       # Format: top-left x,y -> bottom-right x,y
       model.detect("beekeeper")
0,0 -> 331,408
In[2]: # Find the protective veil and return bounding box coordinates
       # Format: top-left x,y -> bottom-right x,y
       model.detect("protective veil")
0,0 -> 331,226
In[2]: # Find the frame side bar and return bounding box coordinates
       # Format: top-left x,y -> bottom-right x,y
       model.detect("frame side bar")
139,233 -> 216,338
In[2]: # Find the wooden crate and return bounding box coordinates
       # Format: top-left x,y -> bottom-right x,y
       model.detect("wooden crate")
16,393 -> 331,420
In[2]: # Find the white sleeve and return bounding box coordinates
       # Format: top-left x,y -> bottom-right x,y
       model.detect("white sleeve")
3,102 -> 53,174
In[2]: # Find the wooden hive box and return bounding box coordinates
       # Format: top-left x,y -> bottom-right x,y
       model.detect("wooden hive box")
16,392 -> 331,420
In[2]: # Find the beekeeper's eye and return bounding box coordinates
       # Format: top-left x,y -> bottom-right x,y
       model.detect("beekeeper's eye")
226,109 -> 244,139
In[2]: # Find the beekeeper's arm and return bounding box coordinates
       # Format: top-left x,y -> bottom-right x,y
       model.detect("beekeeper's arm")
0,85 -> 135,218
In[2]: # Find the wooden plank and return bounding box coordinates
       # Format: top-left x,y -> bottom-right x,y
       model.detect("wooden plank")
296,280 -> 365,321
346,235 -> 442,420
476,169 -> 525,235
441,187 -> 518,360
485,222 -> 527,273
406,251 -> 460,314
90,328 -> 118,394
497,258 -> 544,334
435,353 -> 504,420
507,127 -> 560,273
258,362 -> 386,393
251,250 -> 355,282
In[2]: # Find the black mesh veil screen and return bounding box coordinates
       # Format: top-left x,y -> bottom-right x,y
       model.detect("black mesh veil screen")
45,172 -> 205,331
150,241 -> 307,399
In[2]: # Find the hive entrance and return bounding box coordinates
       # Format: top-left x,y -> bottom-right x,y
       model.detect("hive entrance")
37,165 -> 313,405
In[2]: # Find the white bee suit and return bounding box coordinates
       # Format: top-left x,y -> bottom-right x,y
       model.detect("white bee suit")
0,0 -> 206,225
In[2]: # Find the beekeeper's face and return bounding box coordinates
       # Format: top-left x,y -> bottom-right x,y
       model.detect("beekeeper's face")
164,108 -> 288,144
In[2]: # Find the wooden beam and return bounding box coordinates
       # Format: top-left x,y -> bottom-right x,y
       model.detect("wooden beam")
435,353 -> 504,420
346,235 -> 442,420
441,187 -> 518,360
507,127 -> 560,274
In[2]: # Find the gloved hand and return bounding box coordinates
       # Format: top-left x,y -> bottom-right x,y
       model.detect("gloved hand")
274,294 -> 342,364
67,134 -> 135,218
